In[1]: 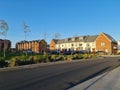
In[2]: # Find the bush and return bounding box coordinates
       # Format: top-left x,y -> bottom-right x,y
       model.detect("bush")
67,55 -> 73,61
82,54 -> 89,59
0,60 -> 8,68
78,54 -> 83,59
29,56 -> 34,64
89,54 -> 97,59
55,55 -> 63,61
73,54 -> 79,59
50,55 -> 56,62
20,54 -> 27,61
33,55 -> 40,63
9,57 -> 17,67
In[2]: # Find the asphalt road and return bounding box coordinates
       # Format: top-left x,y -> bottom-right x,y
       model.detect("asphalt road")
0,57 -> 120,90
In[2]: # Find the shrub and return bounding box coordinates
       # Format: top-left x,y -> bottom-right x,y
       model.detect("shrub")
0,60 -> 8,68
50,55 -> 56,62
9,57 -> 17,67
82,54 -> 89,59
67,55 -> 73,61
90,54 -> 97,58
9,56 -> 23,67
0,57 -> 5,61
62,55 -> 68,61
73,54 -> 79,59
20,54 -> 27,61
33,55 -> 40,63
29,56 -> 34,64
40,54 -> 48,63
55,55 -> 63,61
78,54 -> 83,59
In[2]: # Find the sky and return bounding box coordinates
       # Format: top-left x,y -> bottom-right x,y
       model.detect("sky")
0,0 -> 120,48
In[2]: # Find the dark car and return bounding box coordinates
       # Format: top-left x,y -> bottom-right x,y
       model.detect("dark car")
50,50 -> 60,54
75,50 -> 88,54
63,51 -> 75,55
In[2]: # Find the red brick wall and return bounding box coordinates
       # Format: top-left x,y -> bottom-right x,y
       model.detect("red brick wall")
50,40 -> 56,50
16,40 -> 47,53
96,33 -> 111,52
96,33 -> 117,54
0,39 -> 11,52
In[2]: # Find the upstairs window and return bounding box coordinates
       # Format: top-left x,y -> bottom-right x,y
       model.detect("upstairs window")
71,44 -> 74,46
86,43 -> 90,47
101,42 -> 105,46
72,38 -> 75,41
79,44 -> 82,46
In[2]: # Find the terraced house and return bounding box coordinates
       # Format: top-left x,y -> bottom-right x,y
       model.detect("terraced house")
50,32 -> 117,54
50,35 -> 98,52
0,39 -> 11,52
16,39 -> 47,53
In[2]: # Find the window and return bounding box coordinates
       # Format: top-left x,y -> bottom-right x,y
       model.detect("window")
72,38 -> 75,41
79,36 -> 84,40
79,44 -> 82,46
86,43 -> 90,47
101,42 -> 105,46
71,44 -> 74,46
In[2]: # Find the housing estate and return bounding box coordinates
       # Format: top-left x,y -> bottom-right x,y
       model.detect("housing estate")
16,39 -> 47,53
0,39 -> 11,52
50,32 -> 117,54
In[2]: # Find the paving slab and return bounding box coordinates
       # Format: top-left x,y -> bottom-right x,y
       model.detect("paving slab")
69,66 -> 120,90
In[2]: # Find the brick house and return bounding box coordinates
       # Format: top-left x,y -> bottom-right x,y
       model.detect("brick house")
96,32 -> 117,54
50,36 -> 98,52
0,39 -> 11,52
16,39 -> 47,53
50,39 -> 58,51
50,32 -> 117,54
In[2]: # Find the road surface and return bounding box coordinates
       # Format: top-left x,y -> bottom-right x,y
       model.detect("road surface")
0,57 -> 120,90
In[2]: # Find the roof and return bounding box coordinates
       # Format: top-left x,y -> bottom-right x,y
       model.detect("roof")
52,39 -> 59,44
103,33 -> 117,43
17,39 -> 46,44
85,35 -> 98,42
56,35 -> 98,44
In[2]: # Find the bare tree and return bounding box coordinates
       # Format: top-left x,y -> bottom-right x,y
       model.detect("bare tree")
73,33 -> 79,37
54,32 -> 61,39
0,19 -> 9,58
43,32 -> 48,41
23,22 -> 30,40
23,22 -> 30,56
42,32 -> 48,54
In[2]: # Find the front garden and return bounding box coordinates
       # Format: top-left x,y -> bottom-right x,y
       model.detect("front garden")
0,53 -> 98,68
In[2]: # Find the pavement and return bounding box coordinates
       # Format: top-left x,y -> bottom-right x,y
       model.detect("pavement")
68,66 -> 120,90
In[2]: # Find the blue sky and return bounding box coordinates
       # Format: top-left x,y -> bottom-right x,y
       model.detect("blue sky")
0,0 -> 120,47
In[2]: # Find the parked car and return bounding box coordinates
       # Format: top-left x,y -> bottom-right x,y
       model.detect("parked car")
63,51 -> 75,55
75,50 -> 89,54
50,50 -> 60,54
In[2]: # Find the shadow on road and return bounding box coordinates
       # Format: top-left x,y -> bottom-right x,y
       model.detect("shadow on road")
66,66 -> 110,90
